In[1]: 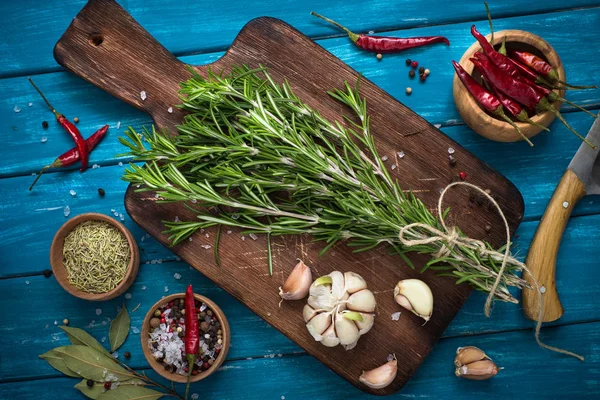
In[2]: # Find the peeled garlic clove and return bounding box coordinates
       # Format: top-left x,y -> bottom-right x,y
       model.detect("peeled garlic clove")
329,271 -> 346,301
355,312 -> 375,335
319,322 -> 340,347
394,279 -> 433,322
306,312 -> 331,340
359,359 -> 398,389
335,312 -> 360,345
455,360 -> 499,380
347,289 -> 376,312
343,340 -> 358,351
303,304 -> 317,323
344,271 -> 367,294
454,346 -> 490,367
279,260 -> 312,301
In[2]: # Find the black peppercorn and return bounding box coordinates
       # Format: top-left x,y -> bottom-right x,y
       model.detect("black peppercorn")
42,121 -> 49,129
405,58 -> 411,66
408,70 -> 415,78
418,67 -> 425,74
419,74 -> 426,82
124,351 -> 131,359
43,269 -> 53,278
98,188 -> 105,197
86,379 -> 94,388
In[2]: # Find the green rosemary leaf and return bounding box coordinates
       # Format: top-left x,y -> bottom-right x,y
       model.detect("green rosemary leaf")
214,224 -> 222,268
267,232 -> 273,276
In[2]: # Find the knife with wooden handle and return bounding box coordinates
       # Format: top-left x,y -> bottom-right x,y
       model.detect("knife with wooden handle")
523,114 -> 600,322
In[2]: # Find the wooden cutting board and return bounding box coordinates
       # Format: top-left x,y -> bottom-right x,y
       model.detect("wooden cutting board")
54,0 -> 524,394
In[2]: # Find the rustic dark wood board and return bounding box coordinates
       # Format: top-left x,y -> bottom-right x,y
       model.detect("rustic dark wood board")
54,0 -> 524,395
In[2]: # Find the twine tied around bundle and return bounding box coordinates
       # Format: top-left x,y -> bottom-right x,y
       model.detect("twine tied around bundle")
398,181 -> 583,361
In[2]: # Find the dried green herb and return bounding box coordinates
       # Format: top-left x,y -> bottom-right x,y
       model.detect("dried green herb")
120,65 -> 528,302
62,221 -> 130,293
109,306 -> 130,352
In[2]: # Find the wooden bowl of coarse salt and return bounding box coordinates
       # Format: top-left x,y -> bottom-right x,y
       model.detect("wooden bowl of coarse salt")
453,29 -> 565,143
50,212 -> 139,301
141,293 -> 231,383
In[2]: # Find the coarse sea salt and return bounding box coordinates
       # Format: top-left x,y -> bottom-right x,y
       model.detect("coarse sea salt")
96,309 -> 103,316
249,233 -> 258,241
70,189 -> 76,197
387,353 -> 394,361
101,336 -> 106,343
40,137 -> 48,143
118,161 -> 123,167
168,107 -> 174,114
191,395 -> 199,400
119,213 -> 124,221
116,121 -> 121,129
92,164 -> 100,169
13,105 -> 21,113
397,151 -> 405,159
125,293 -> 132,299
227,230 -> 232,234
142,286 -> 147,290
174,273 -> 181,280
391,311 -> 401,321
381,155 -> 388,161
25,280 -> 30,285
140,91 -> 147,101
164,286 -> 169,293
448,147 -> 455,155
391,164 -> 397,170
63,206 -> 71,217
132,326 -> 140,334
28,102 -> 33,107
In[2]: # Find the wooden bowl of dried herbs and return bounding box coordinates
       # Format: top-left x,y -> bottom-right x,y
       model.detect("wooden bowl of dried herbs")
141,293 -> 231,383
50,212 -> 139,301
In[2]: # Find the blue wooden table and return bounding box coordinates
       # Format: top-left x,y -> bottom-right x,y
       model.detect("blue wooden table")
1,1 -> 599,398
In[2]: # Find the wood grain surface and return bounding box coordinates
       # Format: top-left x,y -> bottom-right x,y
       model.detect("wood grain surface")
52,0 -> 525,394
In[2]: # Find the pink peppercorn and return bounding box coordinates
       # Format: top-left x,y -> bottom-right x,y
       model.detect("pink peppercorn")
459,171 -> 467,180
411,61 -> 418,68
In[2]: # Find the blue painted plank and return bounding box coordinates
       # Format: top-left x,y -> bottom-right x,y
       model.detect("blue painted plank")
1,321 -> 596,398
1,212 -> 599,381
1,0 -> 599,77
3,8 -> 600,178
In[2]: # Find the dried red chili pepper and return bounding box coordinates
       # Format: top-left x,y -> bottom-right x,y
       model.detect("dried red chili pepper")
29,125 -> 109,191
487,83 -> 549,132
184,285 -> 199,400
311,12 -> 449,53
472,53 -> 594,148
452,60 -> 531,145
470,25 -> 520,78
28,78 -> 89,172
509,50 -> 597,89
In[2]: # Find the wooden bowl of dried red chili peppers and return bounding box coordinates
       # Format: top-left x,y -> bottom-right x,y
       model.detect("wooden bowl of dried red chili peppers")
141,291 -> 231,383
453,28 -> 567,145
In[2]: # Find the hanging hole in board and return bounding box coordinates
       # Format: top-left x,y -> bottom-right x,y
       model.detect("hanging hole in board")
89,33 -> 104,47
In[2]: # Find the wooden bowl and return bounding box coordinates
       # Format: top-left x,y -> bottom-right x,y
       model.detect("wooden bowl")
50,212 -> 140,301
141,293 -> 231,383
453,30 -> 565,142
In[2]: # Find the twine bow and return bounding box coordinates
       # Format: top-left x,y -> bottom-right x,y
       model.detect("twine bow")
398,181 -> 583,361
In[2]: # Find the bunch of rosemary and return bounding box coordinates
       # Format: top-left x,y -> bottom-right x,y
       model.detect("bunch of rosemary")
120,65 -> 527,302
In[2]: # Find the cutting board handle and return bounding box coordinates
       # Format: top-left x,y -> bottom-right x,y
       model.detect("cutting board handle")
53,0 -> 191,131
522,169 -> 586,322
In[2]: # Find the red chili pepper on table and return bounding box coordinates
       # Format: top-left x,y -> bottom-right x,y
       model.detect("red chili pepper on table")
29,125 -> 109,191
470,25 -> 521,78
487,83 -> 550,132
28,78 -> 89,172
471,53 -> 594,148
184,285 -> 199,400
509,50 -> 597,89
311,12 -> 449,53
452,60 -> 532,146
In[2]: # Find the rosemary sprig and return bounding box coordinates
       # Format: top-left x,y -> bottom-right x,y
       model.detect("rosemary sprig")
120,65 -> 527,302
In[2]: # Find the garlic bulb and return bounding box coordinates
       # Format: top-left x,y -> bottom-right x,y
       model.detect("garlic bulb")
304,271 -> 376,350
359,358 -> 398,389
279,260 -> 312,301
454,346 -> 499,380
394,279 -> 433,322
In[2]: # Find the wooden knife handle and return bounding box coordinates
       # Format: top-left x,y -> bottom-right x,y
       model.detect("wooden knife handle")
523,169 -> 585,322
53,0 -> 190,132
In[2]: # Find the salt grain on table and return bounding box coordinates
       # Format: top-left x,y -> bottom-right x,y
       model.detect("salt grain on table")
132,327 -> 140,334
381,155 -> 388,161
118,162 -> 123,167
40,137 -> 47,143
125,293 -> 132,299
241,236 -> 246,241
174,273 -> 181,280
13,105 -> 21,113
119,213 -> 124,221
63,206 -> 71,217
168,107 -> 174,114
54,320 -> 58,325
112,351 -> 118,358
96,308 -> 103,316
391,311 -> 401,321
25,280 -> 30,285
116,121 -> 121,129
227,230 -> 232,234
397,151 -> 405,159
164,286 -> 169,293
92,164 -> 100,169
142,286 -> 147,290
140,90 -> 147,101
201,244 -> 211,249
28,102 -> 33,107
434,124 -> 442,129
69,189 -> 76,197
249,233 -> 258,241
387,353 -> 394,361
448,147 -> 455,155
101,336 -> 106,342
191,395 -> 199,400
189,237 -> 193,242
391,164 -> 397,170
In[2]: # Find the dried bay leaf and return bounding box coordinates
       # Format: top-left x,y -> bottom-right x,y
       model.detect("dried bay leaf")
75,379 -> 147,399
60,326 -> 112,357
55,345 -> 136,381
39,348 -> 80,377
97,386 -> 164,399
110,306 -> 130,352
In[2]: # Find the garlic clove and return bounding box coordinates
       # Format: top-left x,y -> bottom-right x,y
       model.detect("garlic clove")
454,346 -> 490,367
344,271 -> 367,294
329,271 -> 346,301
312,275 -> 333,287
279,260 -> 312,301
306,312 -> 331,340
347,289 -> 376,312
335,312 -> 360,345
343,340 -> 358,351
359,359 -> 398,389
355,312 -> 375,335
319,322 -> 340,347
455,360 -> 499,380
394,279 -> 433,322
303,304 -> 317,323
